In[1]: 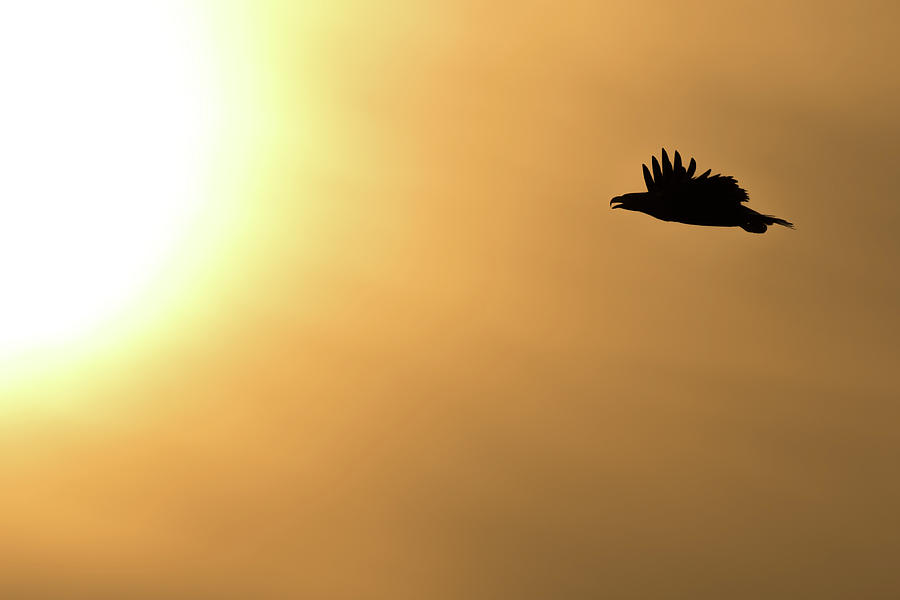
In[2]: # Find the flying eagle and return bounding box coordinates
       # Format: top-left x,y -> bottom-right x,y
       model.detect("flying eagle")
610,150 -> 793,233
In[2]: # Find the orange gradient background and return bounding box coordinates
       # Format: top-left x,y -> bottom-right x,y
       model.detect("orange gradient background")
1,1 -> 899,598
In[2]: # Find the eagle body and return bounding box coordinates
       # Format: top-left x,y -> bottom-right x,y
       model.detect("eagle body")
610,150 -> 793,234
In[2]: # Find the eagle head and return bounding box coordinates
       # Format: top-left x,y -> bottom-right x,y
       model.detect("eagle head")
610,192 -> 652,212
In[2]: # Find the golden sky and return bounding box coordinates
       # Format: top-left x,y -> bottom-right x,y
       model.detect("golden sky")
1,1 -> 899,598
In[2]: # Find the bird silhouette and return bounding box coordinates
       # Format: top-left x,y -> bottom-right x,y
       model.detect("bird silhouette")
610,149 -> 793,233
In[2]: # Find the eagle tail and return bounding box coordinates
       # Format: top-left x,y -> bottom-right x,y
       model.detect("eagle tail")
766,215 -> 794,229
740,212 -> 794,234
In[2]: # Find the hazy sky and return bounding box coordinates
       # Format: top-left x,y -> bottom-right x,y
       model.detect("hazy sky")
2,1 -> 899,598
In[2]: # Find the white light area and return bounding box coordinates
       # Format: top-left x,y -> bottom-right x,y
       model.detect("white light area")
0,1 -> 219,358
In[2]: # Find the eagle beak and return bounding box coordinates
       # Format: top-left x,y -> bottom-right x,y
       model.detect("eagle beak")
610,196 -> 624,209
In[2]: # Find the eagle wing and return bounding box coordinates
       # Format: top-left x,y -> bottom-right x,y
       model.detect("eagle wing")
643,149 -> 749,205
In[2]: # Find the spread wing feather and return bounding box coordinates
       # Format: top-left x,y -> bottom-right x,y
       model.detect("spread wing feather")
642,164 -> 654,191
661,149 -> 673,178
651,156 -> 662,183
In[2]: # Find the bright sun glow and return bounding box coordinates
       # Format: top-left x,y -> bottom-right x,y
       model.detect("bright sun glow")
0,2 -> 217,359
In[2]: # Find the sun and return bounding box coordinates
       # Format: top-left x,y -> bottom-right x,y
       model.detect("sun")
0,2 -> 218,359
